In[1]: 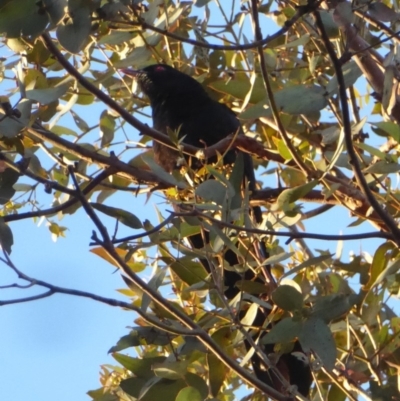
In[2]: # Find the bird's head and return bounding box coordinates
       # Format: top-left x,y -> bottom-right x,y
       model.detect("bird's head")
120,64 -> 206,103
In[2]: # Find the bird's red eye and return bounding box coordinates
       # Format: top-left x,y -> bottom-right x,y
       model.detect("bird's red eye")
155,66 -> 166,72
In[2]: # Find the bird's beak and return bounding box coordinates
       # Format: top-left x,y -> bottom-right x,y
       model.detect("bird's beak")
119,68 -> 140,78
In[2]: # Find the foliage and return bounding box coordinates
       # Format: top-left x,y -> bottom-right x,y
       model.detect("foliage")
0,0 -> 400,400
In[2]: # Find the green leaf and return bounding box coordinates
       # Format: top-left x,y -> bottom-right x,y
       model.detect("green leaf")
299,317 -> 336,370
326,61 -> 362,96
109,328 -> 171,351
169,257 -> 208,286
355,142 -> 389,160
274,180 -> 318,210
121,373 -> 207,401
274,85 -> 328,115
209,76 -> 266,103
90,203 -> 143,229
0,218 -> 13,254
271,285 -> 303,312
26,84 -> 69,105
0,99 -> 32,138
153,360 -> 188,380
264,252 -> 294,265
43,0 -> 67,25
70,110 -> 90,132
0,0 -> 48,38
318,10 -> 339,38
113,354 -> 166,378
207,353 -> 226,397
195,180 -> 228,206
142,153 -> 187,189
262,317 -> 302,344
371,121 -> 400,142
0,167 -> 20,204
240,302 -> 259,327
195,0 -> 213,7
363,160 -> 400,174
283,254 -> 333,276
99,110 -> 116,147
310,294 -> 358,322
56,7 -> 91,53
176,387 -> 202,401
240,85 -> 328,119
119,377 -> 147,399
366,242 -> 394,291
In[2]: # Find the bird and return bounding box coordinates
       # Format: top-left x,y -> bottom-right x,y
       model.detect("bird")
121,63 -> 312,397
121,64 -> 264,298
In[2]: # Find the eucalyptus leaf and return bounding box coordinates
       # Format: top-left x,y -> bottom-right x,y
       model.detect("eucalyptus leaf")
262,317 -> 302,344
90,203 -> 142,229
271,285 -> 303,312
299,318 -> 336,370
56,7 -> 91,53
26,84 -> 69,105
0,218 -> 13,254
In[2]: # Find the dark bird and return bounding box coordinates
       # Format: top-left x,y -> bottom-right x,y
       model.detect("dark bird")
121,64 -> 312,397
121,64 -> 263,298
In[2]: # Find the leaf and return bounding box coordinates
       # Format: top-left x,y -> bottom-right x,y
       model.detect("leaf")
283,254 -> 333,276
113,354 -> 166,379
363,160 -> 400,174
90,247 -> 144,272
241,86 -> 326,119
153,360 -> 188,380
299,317 -> 336,370
279,33 -> 310,48
0,218 -> 13,254
70,110 -> 90,132
274,180 -> 318,210
121,373 -> 207,401
271,285 -> 303,312
324,128 -> 345,174
310,294 -> 359,322
90,202 -> 143,229
0,167 -> 19,204
90,203 -> 142,229
207,327 -> 233,393
355,142 -> 389,160
56,7 -> 91,53
371,121 -> 400,142
326,61 -> 362,96
240,302 -> 259,327
169,257 -> 208,286
207,353 -> 226,397
176,387 -> 202,401
0,99 -> 32,138
195,180 -> 228,206
100,110 -> 116,147
43,0 -> 67,25
110,328 -> 171,352
262,317 -> 302,344
0,0 -> 48,38
274,85 -> 328,114
318,10 -> 339,38
209,76 -> 266,103
26,84 -> 69,105
263,252 -> 294,265
195,0 -> 212,7
142,153 -> 187,189
119,377 -> 147,399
